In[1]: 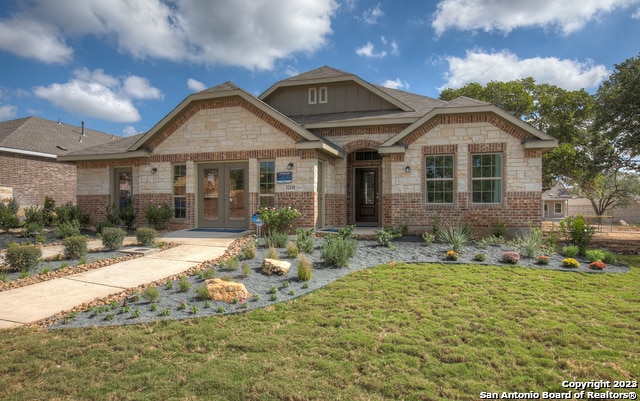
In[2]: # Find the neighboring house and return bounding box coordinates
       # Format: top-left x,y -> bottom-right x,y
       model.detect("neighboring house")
542,182 -> 570,220
0,116 -> 115,207
59,66 -> 557,232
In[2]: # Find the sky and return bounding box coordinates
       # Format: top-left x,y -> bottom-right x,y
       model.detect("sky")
0,0 -> 638,137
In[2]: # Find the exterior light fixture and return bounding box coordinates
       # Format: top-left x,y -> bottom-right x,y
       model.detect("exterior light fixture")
405,166 -> 411,173
151,167 -> 158,174
287,163 -> 294,170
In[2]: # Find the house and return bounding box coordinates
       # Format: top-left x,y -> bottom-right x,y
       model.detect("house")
59,66 -> 557,233
542,182 -> 571,220
0,116 -> 115,207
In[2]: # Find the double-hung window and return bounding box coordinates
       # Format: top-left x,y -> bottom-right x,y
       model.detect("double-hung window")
471,154 -> 502,203
259,161 -> 275,207
173,165 -> 187,218
425,155 -> 454,203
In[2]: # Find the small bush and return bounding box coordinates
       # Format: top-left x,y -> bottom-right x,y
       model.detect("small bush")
5,243 -> 42,272
241,262 -> 251,277
474,253 -> 486,262
24,205 -> 47,226
136,227 -> 157,246
492,221 -> 507,238
202,266 -> 217,279
21,222 -> 43,239
101,227 -> 127,251
601,249 -> 617,264
265,246 -> 279,260
514,226 -> 544,258
321,235 -> 357,267
562,245 -> 579,258
585,249 -> 606,262
259,205 -> 301,234
337,225 -> 355,240
63,235 -> 88,260
264,230 -> 289,248
285,241 -> 299,258
145,203 -> 173,230
95,219 -> 116,234
562,258 -> 580,268
0,198 -> 19,233
297,254 -> 313,281
241,240 -> 257,259
178,276 -> 191,292
226,256 -> 239,271
295,228 -> 315,254
476,235 -> 507,248
536,255 -> 550,265
445,250 -> 459,261
119,200 -> 136,230
422,232 -> 435,245
589,261 -> 606,270
55,202 -> 90,227
195,285 -> 211,300
501,251 -> 520,264
55,219 -> 81,238
141,287 -> 160,303
559,215 -> 595,256
436,222 -> 473,253
374,228 -> 401,247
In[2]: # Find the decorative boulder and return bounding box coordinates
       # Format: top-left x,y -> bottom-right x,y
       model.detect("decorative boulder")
205,278 -> 251,303
261,259 -> 291,276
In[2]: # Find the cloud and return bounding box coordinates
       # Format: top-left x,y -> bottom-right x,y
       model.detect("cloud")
0,0 -> 337,70
633,7 -> 640,18
432,0 -> 640,36
33,68 -> 163,123
356,42 -> 387,58
440,50 -> 611,91
122,125 -> 141,137
0,105 -> 17,120
381,79 -> 410,91
187,78 -> 207,92
362,3 -> 384,24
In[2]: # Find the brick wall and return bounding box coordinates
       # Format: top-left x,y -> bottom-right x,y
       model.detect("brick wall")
77,194 -> 111,224
0,151 -> 77,207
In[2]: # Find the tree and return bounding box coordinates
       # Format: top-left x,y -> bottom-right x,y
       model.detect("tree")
568,172 -> 640,216
594,53 -> 640,158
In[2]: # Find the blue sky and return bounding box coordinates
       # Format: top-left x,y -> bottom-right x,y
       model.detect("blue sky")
0,0 -> 638,137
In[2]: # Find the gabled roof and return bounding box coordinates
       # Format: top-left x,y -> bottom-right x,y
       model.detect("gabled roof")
58,134 -> 148,161
0,116 -> 114,158
260,66 -> 414,113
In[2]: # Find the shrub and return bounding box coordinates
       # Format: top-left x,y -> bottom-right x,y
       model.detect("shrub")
374,228 -> 401,247
445,250 -> 459,261
105,203 -> 121,226
203,266 -> 217,279
241,262 -> 251,277
536,255 -> 550,265
559,215 -> 595,256
476,235 -> 506,248
195,285 -> 211,300
265,246 -> 279,260
95,219 -> 116,234
601,249 -> 617,264
241,240 -> 257,259
514,226 -> 544,258
321,234 -> 357,267
226,256 -> 239,271
297,254 -> 313,281
259,205 -> 301,234
55,202 -> 90,227
337,225 -> 355,240
119,199 -> 136,230
492,221 -> 507,238
436,222 -> 473,252
63,235 -> 88,260
136,227 -> 157,246
24,205 -> 47,226
285,241 -> 299,258
562,258 -> 580,268
0,198 -> 19,233
422,232 -> 435,245
585,249 -> 607,263
562,245 -> 579,258
145,203 -> 173,230
55,219 -> 81,238
264,230 -> 289,248
141,287 -> 160,303
501,251 -> 520,264
101,227 -> 127,251
20,222 -> 43,239
589,261 -> 606,270
178,276 -> 191,292
295,228 -> 315,254
474,253 -> 487,262
5,243 -> 42,272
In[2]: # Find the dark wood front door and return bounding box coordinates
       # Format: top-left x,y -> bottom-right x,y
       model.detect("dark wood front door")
355,168 -> 379,225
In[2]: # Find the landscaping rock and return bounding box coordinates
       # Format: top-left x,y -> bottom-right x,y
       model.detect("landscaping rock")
261,259 -> 291,275
205,278 -> 251,303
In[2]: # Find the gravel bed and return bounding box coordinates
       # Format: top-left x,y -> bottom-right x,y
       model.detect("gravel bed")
48,235 -> 630,330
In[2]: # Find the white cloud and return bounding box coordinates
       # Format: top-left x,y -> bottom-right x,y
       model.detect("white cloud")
356,42 -> 387,58
122,125 -> 141,137
0,105 -> 17,120
440,50 -> 611,91
633,7 -> 640,18
33,68 -> 163,123
0,0 -> 337,70
432,0 -> 640,36
187,78 -> 207,92
362,3 -> 384,24
381,78 -> 410,91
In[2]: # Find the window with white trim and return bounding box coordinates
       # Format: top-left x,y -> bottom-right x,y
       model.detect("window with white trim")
308,88 -> 317,104
471,153 -> 502,203
173,164 -> 187,218
319,86 -> 328,103
425,155 -> 454,203
554,203 -> 562,214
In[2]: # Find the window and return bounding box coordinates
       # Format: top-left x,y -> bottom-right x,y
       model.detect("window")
319,86 -> 328,104
308,88 -> 317,104
354,151 -> 381,161
554,203 -> 562,214
173,165 -> 186,218
425,155 -> 454,203
472,153 -> 502,203
259,161 -> 275,207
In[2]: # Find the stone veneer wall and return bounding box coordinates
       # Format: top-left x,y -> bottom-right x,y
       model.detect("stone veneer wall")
0,151 -> 77,207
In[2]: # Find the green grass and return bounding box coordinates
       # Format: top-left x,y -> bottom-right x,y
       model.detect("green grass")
0,257 -> 638,400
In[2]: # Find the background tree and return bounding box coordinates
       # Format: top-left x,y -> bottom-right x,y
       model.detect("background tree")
568,172 -> 640,216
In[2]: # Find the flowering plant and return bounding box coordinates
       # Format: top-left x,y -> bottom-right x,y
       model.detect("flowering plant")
145,203 -> 173,230
536,255 -> 550,265
562,258 -> 580,268
501,251 -> 520,264
445,250 -> 459,261
259,205 -> 301,233
589,261 -> 606,270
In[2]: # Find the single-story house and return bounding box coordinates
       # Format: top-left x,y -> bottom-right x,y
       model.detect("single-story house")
59,66 -> 557,232
542,182 -> 571,220
0,116 -> 114,207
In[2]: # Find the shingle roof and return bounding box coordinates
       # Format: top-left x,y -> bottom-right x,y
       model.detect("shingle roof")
61,133 -> 145,158
0,116 -> 115,157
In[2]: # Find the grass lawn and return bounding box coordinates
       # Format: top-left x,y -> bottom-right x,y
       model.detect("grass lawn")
0,257 -> 638,400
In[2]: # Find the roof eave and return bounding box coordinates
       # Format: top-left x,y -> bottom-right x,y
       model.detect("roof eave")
58,149 -> 150,162
0,146 -> 58,159
296,141 -> 345,158
303,116 -> 417,130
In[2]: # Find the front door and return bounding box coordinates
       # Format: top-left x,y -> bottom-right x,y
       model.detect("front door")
355,168 -> 379,225
198,163 -> 248,228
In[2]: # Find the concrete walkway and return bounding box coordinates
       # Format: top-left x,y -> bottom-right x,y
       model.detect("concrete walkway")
0,229 -> 247,329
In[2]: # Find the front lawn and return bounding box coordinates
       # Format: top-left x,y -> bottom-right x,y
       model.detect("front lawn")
0,257 -> 638,400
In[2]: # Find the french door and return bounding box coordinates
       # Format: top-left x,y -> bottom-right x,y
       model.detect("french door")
198,163 -> 248,228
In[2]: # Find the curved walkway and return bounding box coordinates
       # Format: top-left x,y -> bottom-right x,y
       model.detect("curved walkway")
0,230 -> 246,329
